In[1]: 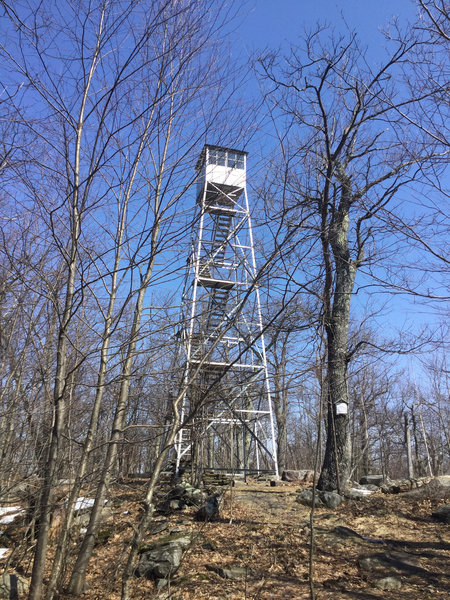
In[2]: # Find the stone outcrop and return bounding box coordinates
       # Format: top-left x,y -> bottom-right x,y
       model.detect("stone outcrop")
282,470 -> 315,483
195,493 -> 223,521
320,491 -> 343,509
162,482 -> 205,513
381,477 -> 431,494
295,489 -> 323,507
136,532 -> 193,580
295,489 -> 343,509
359,475 -> 384,487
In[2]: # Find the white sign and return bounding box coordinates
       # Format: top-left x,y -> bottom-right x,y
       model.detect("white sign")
335,402 -> 348,415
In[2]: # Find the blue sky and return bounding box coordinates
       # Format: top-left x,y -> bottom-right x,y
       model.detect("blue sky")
211,0 -> 448,377
240,0 -> 416,54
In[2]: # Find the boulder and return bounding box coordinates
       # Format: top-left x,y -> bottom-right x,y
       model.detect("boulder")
206,565 -> 250,580
344,488 -> 374,501
359,475 -> 384,487
167,482 -> 205,507
0,573 -> 29,599
381,479 -> 413,494
374,576 -> 402,591
359,554 -> 389,573
359,484 -> 380,492
195,493 -> 223,522
136,533 -> 193,580
381,478 -> 430,494
148,520 -> 168,536
282,470 -> 315,483
319,491 -> 343,509
162,499 -> 185,513
359,551 -> 420,575
295,489 -> 323,508
432,504 -> 450,524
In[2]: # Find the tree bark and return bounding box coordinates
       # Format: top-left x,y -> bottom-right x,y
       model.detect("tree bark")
318,167 -> 356,492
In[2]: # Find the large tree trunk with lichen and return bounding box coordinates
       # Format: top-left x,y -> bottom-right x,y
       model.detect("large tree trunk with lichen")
318,169 -> 356,492
317,262 -> 354,491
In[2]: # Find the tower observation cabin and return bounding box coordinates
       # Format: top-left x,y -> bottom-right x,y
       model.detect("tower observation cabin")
174,144 -> 278,479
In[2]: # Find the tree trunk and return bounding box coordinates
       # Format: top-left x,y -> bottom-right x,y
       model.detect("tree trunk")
404,411 -> 414,478
318,167 -> 356,492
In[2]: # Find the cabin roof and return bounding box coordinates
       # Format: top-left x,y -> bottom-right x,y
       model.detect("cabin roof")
196,144 -> 248,170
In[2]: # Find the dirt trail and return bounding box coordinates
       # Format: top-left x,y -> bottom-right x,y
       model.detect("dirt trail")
232,481 -> 300,519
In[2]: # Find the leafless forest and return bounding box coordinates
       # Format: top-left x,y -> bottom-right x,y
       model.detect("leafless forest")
0,1 -> 448,599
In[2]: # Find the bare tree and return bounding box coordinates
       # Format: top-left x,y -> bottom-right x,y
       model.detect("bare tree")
1,1 -> 245,598
256,21 -> 447,490
263,298 -> 314,473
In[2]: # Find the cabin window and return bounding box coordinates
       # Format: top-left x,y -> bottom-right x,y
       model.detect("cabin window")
228,152 -> 245,169
209,148 -> 226,166
208,148 -> 244,168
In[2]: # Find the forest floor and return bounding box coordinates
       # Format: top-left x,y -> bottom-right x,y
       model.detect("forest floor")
3,476 -> 450,599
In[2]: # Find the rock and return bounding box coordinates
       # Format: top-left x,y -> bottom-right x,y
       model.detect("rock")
374,576 -> 402,591
169,527 -> 184,534
195,493 -> 223,522
136,533 -> 193,580
381,478 -> 430,494
165,482 -> 205,510
156,578 -> 169,589
381,479 -> 412,494
201,540 -> 217,551
359,475 -> 384,487
359,551 -> 420,575
282,470 -> 315,483
344,488 -> 373,501
319,491 -> 343,509
359,484 -> 380,492
206,565 -> 249,580
162,499 -> 186,512
295,489 -> 323,508
359,554 -> 387,572
167,484 -> 187,499
2,477 -> 41,503
432,504 -> 450,524
0,573 -> 29,599
73,505 -> 112,528
182,485 -> 205,506
148,520 -> 168,536
202,472 -> 231,488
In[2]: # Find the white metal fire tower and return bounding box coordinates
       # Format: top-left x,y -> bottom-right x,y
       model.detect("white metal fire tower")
174,145 -> 278,478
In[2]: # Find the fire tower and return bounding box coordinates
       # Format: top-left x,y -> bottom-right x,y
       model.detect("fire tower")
175,145 -> 278,478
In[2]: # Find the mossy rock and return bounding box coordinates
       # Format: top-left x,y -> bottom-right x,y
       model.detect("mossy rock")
138,531 -> 193,554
